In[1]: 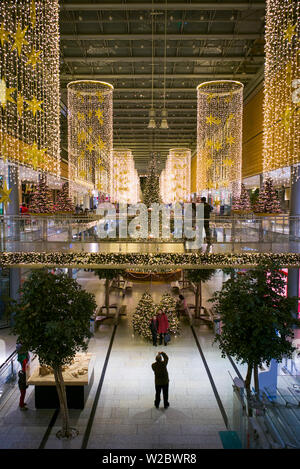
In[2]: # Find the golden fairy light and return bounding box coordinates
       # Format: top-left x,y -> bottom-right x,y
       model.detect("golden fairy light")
112,149 -> 138,204
163,148 -> 191,203
67,80 -> 113,196
263,0 -> 300,180
159,168 -> 168,203
196,81 -> 243,196
0,0 -> 60,186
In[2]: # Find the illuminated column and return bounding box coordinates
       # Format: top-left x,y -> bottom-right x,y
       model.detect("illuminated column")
263,0 -> 300,180
166,148 -> 191,203
0,0 -> 60,186
67,80 -> 113,196
160,169 -> 167,203
112,149 -> 136,204
197,81 -> 243,196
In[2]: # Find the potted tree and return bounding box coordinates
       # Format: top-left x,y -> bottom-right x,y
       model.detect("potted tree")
210,260 -> 299,399
92,269 -> 124,315
186,269 -> 216,319
11,269 -> 96,439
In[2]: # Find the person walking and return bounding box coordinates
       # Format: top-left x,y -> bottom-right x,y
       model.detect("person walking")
176,294 -> 189,318
149,314 -> 159,346
152,351 -> 170,409
157,310 -> 169,346
201,196 -> 213,243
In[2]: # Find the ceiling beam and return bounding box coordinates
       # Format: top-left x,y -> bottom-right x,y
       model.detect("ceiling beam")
61,73 -> 254,80
60,3 -> 266,11
61,33 -> 262,41
62,55 -> 264,64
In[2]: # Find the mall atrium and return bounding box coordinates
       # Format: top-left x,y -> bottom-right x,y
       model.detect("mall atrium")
0,0 -> 299,453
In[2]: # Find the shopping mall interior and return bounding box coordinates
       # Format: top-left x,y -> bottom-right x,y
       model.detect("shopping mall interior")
0,0 -> 299,453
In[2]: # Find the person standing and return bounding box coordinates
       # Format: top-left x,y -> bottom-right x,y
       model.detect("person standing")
151,351 -> 170,409
18,367 -> 28,410
149,315 -> 158,346
157,310 -> 169,346
201,196 -> 213,243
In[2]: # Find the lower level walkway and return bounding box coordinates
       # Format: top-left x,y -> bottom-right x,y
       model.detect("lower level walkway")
0,271 -> 246,449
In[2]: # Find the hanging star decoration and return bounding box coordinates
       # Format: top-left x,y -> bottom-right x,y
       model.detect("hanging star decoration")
284,23 -> 297,43
226,134 -> 235,147
222,181 -> 229,188
17,92 -> 24,118
223,158 -> 234,168
206,93 -> 215,103
76,92 -> 84,103
77,130 -> 87,145
96,182 -> 103,191
206,138 -> 214,148
78,170 -> 87,179
225,113 -> 235,127
11,24 -> 29,57
0,180 -> 12,209
25,47 -> 42,69
96,91 -> 104,103
214,200 -> 221,207
23,140 -> 47,169
96,157 -> 103,166
0,136 -> 9,161
0,81 -> 16,108
86,142 -> 94,153
206,114 -> 221,125
225,92 -> 233,104
95,109 -> 104,125
214,140 -> 222,151
25,95 -> 43,117
87,109 -> 93,119
281,106 -> 292,132
30,0 -> 36,29
0,23 -> 10,47
97,137 -> 106,152
78,150 -> 85,162
77,111 -> 85,121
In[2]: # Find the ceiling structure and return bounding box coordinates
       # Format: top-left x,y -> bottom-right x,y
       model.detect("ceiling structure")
59,1 -> 266,174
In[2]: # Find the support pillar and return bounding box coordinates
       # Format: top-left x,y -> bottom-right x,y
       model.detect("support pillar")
288,165 -> 300,322
7,166 -> 21,308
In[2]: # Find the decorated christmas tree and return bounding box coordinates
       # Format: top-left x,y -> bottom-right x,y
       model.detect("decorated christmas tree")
55,183 -> 75,213
29,177 -> 54,214
254,177 -> 282,214
158,291 -> 181,336
143,153 -> 160,207
132,291 -> 156,341
232,183 -> 252,213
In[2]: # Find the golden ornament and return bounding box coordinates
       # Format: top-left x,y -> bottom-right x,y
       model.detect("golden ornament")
25,95 -> 43,117
0,81 -> 16,108
11,23 -> 29,57
0,23 -> 10,47
25,47 -> 42,69
283,23 -> 297,43
0,180 -> 12,209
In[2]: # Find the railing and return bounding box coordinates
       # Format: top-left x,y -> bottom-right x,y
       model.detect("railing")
0,351 -> 18,408
0,213 -> 299,255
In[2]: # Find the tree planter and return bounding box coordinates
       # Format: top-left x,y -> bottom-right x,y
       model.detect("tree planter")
253,213 -> 282,217
232,210 -> 252,215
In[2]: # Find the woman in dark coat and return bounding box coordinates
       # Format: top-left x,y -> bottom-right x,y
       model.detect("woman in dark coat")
149,315 -> 159,346
157,310 -> 169,346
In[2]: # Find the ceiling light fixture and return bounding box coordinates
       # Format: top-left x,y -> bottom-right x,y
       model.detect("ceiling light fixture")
160,2 -> 169,130
148,2 -> 156,129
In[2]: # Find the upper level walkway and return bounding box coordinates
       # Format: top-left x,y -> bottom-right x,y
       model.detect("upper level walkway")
0,213 -> 299,269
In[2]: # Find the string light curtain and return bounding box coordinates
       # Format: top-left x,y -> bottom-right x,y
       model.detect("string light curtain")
159,168 -> 167,203
112,149 -> 137,204
0,0 -> 60,184
67,80 -> 113,196
165,148 -> 191,203
196,81 -> 243,196
263,0 -> 300,179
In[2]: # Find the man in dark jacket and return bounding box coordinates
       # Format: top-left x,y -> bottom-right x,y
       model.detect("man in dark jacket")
151,351 -> 170,409
201,196 -> 213,243
18,369 -> 28,410
149,315 -> 158,346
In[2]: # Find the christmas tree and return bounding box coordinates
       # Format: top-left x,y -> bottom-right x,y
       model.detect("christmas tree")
143,153 -> 160,207
132,291 -> 156,341
158,291 -> 181,336
132,291 -> 181,342
254,177 -> 282,214
232,183 -> 252,213
29,178 -> 54,214
55,183 -> 75,213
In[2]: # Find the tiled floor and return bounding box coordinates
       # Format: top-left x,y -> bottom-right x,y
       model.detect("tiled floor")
0,270 -> 246,449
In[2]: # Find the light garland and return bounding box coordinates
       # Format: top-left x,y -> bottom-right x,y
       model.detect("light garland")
67,80 -> 113,196
0,0 -> 60,185
263,0 -> 300,180
196,81 -> 243,196
111,149 -> 138,204
1,252 -> 300,269
164,148 -> 191,203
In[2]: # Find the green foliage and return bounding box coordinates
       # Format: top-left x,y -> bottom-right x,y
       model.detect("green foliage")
186,269 -> 216,283
143,154 -> 160,207
249,188 -> 259,207
11,270 -> 97,370
92,269 -> 124,281
210,260 -> 299,369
